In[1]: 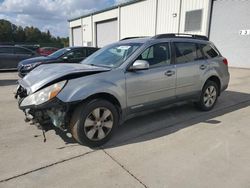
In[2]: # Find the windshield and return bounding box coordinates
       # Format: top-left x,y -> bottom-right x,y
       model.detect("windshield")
48,48 -> 70,58
81,43 -> 142,68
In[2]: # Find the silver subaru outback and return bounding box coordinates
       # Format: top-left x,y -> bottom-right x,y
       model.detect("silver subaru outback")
15,34 -> 230,147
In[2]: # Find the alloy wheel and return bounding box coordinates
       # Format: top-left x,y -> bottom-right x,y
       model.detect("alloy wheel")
203,85 -> 217,108
83,107 -> 114,141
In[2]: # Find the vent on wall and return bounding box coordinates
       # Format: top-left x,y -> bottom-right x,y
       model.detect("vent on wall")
184,9 -> 203,32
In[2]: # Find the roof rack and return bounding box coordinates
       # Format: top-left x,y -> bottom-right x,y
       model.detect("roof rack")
152,33 -> 209,41
120,36 -> 147,41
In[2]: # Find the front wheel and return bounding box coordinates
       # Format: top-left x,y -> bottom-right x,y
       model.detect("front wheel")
70,99 -> 119,147
195,81 -> 219,111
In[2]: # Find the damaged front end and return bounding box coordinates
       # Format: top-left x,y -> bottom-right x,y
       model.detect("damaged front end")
15,81 -> 71,140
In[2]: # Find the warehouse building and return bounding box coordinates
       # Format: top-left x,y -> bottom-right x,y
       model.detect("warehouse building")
68,0 -> 250,68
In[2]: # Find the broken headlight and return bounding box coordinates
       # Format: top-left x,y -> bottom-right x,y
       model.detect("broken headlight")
20,80 -> 66,107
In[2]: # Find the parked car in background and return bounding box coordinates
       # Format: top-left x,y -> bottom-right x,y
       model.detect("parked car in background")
37,47 -> 59,56
0,45 -> 39,70
15,44 -> 40,52
17,46 -> 99,77
15,33 -> 230,147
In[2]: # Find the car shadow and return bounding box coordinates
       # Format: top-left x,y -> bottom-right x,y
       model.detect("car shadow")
53,90 -> 250,148
0,79 -> 18,86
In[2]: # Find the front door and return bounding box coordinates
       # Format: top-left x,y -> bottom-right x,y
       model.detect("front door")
125,42 -> 176,112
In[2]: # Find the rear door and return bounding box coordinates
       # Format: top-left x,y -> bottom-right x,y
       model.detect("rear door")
173,41 -> 207,97
14,47 -> 34,60
0,47 -> 16,69
125,42 -> 176,112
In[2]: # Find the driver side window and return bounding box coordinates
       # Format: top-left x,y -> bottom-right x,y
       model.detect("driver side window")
137,43 -> 171,68
64,49 -> 86,59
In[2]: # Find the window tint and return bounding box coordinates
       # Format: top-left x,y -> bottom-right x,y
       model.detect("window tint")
0,47 -> 13,54
14,47 -> 31,54
174,42 -> 203,64
87,48 -> 99,56
200,44 -> 219,59
65,49 -> 85,59
138,43 -> 171,68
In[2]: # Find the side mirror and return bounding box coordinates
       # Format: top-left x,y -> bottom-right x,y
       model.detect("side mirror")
129,60 -> 149,71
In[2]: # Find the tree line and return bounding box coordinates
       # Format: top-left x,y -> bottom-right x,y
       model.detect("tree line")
0,19 -> 69,47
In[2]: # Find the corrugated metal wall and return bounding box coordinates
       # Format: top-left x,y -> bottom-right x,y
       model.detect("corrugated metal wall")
81,17 -> 92,46
120,0 -> 156,39
69,0 -> 211,47
210,0 -> 250,68
179,0 -> 211,35
156,0 -> 181,34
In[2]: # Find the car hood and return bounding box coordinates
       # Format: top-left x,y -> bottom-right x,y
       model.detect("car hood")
18,63 -> 111,94
19,56 -> 54,65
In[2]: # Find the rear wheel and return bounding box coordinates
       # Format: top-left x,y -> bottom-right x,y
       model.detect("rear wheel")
70,99 -> 119,147
196,81 -> 219,111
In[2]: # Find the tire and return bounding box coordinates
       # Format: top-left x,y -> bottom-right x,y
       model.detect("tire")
195,81 -> 219,111
70,99 -> 119,147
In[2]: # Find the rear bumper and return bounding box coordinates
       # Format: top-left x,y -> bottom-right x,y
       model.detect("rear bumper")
221,74 -> 230,92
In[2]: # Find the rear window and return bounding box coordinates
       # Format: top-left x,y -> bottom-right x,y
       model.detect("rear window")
200,43 -> 220,59
174,42 -> 203,64
14,47 -> 31,55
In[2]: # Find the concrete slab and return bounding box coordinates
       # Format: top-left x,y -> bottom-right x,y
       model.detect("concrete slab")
0,68 -> 249,187
105,106 -> 250,188
0,73 -> 93,181
0,150 -> 144,188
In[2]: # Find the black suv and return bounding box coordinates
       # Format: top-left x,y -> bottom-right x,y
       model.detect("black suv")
17,46 -> 99,77
0,46 -> 38,70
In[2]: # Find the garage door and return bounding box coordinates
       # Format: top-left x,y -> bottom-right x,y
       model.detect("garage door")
72,27 -> 82,46
96,19 -> 118,48
210,0 -> 250,68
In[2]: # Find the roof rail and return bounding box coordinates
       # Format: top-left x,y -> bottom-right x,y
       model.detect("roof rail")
152,33 -> 209,41
120,36 -> 147,41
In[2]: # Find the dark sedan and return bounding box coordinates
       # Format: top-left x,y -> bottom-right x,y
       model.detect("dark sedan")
0,46 -> 38,70
18,46 -> 99,77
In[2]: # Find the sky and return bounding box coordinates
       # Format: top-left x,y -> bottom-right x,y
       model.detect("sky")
0,0 -> 130,37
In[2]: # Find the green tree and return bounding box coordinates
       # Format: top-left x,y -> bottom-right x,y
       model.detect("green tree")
0,19 -> 69,47
0,19 -> 14,42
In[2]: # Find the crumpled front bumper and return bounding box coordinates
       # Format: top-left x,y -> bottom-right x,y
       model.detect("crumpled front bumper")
16,85 -> 70,131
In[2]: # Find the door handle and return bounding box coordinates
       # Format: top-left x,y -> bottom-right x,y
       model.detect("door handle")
200,64 -> 207,70
165,70 -> 175,76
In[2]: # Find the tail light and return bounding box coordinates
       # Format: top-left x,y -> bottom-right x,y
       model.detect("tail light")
223,58 -> 228,66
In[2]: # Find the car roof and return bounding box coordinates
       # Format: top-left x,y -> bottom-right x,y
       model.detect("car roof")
68,46 -> 99,49
0,45 -> 34,49
118,34 -> 210,45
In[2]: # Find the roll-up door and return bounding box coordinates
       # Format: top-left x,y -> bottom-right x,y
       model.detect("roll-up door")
72,27 -> 82,46
96,19 -> 118,47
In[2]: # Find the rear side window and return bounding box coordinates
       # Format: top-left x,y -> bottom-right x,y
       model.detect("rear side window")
87,48 -> 99,56
0,47 -> 13,54
200,44 -> 220,59
174,42 -> 203,64
14,47 -> 32,55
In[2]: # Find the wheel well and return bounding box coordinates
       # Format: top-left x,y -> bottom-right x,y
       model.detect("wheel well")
206,76 -> 221,95
85,93 -> 122,110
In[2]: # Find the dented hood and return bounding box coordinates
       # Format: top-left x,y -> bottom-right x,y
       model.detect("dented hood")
18,63 -> 110,94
